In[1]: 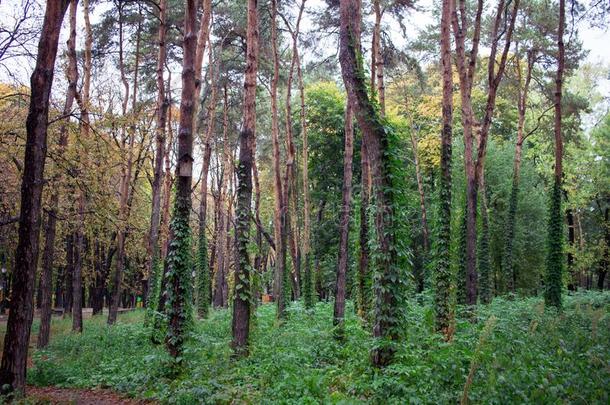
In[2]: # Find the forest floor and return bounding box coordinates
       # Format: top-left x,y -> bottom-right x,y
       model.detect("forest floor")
2,292 -> 609,404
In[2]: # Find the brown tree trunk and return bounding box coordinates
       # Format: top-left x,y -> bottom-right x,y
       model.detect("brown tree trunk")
213,85 -> 230,309
339,0 -> 398,366
0,0 -> 70,395
38,0 -> 78,348
409,119 -> 429,253
372,0 -> 385,115
231,0 -> 258,354
164,0 -> 198,359
146,0 -> 168,305
434,0 -> 454,338
270,0 -> 287,318
452,0 -> 518,305
72,0 -> 93,333
333,100 -> 354,333
109,9 -> 141,325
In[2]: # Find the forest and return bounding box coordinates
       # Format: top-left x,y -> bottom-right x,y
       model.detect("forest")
0,0 -> 609,403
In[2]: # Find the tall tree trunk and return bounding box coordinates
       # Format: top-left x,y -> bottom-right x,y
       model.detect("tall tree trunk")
164,0 -> 198,359
504,49 -> 534,294
339,0 -> 399,367
213,86 -> 230,309
196,38 -> 218,319
109,8 -> 141,325
0,0 -> 70,395
452,0 -> 518,306
146,0 -> 168,311
434,0 -> 454,338
270,0 -> 287,318
72,0 -> 93,333
545,0 -> 565,308
38,0 -> 78,348
293,0 -> 312,307
409,120 -> 429,253
231,0 -> 258,354
333,101 -> 354,335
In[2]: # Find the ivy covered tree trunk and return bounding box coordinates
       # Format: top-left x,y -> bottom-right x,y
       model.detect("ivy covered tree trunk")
38,0 -> 79,349
231,0 -> 258,354
165,0 -> 198,359
434,0 -> 454,338
358,138 -> 371,318
339,0 -> 400,367
333,100 -> 354,335
545,0 -> 565,309
0,0 -> 70,396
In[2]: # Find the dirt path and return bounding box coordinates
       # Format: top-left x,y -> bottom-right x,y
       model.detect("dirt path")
27,386 -> 156,405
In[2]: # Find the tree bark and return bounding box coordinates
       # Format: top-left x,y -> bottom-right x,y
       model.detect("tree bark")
38,0 -> 78,348
146,0 -> 168,309
0,0 -> 70,395
333,100 -> 354,334
270,0 -> 287,318
72,0 -> 93,333
504,49 -> 534,294
231,0 -> 258,354
339,0 -> 398,367
164,0 -> 198,359
545,0 -> 565,308
434,0 -> 454,338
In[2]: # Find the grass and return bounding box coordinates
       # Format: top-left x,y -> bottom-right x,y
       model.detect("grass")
20,291 -> 610,404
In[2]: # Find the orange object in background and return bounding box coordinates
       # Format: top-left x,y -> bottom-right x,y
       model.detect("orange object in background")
262,294 -> 274,303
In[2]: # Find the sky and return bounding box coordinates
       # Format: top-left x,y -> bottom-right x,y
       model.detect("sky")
0,0 -> 608,114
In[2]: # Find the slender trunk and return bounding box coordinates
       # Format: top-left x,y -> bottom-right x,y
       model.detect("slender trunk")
503,50 -> 534,294
38,0 -> 78,348
231,0 -> 258,353
146,0 -> 168,309
293,1 -> 312,307
339,0 -> 398,367
545,0 -> 565,308
197,42 -> 219,318
478,174 -> 492,304
72,0 -> 93,333
213,86 -> 230,309
164,0 -> 198,359
314,199 -> 326,299
373,0 -> 384,115
270,0 -> 286,318
434,0 -> 454,339
333,100 -> 354,334
409,119 -> 429,253
0,0 -> 70,395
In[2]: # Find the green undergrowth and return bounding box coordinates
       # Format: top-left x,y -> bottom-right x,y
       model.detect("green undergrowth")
28,292 -> 609,404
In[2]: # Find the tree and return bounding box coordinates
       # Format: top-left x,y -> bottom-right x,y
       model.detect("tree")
339,0 -> 402,367
333,97 -> 354,336
434,0 -> 454,338
165,0 -> 198,360
231,0 -> 258,354
452,0 -> 519,306
0,0 -> 70,395
146,0 -> 168,318
545,0 -> 565,309
38,0 -> 79,348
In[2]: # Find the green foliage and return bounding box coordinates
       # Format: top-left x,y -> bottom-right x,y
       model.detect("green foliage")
145,252 -> 163,326
545,180 -> 564,308
478,197 -> 492,304
28,293 -> 610,403
457,207 -> 468,305
164,197 -> 194,358
502,176 -> 519,294
196,230 -> 210,318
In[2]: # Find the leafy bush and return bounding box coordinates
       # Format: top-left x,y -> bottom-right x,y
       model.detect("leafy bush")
29,292 -> 609,404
